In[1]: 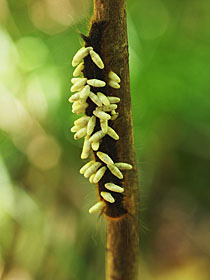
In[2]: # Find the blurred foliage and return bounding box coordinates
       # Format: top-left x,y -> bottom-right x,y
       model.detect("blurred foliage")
0,0 -> 210,279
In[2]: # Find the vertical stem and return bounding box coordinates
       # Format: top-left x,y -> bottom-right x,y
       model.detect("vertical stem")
92,1 -> 139,279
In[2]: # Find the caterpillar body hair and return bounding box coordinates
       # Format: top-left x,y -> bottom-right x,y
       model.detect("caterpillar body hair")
70,24 -> 133,219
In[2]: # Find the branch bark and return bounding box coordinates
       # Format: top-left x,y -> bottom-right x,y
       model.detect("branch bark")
91,1 -> 140,279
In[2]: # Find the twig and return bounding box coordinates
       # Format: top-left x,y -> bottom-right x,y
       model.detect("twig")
90,1 -> 140,279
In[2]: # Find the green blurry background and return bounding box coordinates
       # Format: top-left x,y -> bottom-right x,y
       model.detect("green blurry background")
0,0 -> 210,279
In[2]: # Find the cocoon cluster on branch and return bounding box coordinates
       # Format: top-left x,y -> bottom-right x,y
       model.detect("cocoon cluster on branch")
70,43 -> 133,218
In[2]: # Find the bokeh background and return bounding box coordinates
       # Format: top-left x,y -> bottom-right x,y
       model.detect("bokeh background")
0,0 -> 210,279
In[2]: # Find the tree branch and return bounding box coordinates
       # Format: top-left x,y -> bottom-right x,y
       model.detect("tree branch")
90,1 -> 140,279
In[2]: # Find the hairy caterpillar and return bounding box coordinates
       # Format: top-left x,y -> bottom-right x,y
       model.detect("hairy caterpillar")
69,23 -> 133,219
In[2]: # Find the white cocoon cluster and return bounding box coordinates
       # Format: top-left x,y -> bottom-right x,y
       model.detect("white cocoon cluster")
70,45 -> 134,214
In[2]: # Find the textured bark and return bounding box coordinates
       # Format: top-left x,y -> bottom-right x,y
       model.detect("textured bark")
92,1 -> 139,279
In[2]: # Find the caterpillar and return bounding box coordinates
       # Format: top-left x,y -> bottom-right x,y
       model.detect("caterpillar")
69,25 -> 133,220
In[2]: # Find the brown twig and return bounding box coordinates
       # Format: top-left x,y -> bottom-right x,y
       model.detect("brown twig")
90,1 -> 140,279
